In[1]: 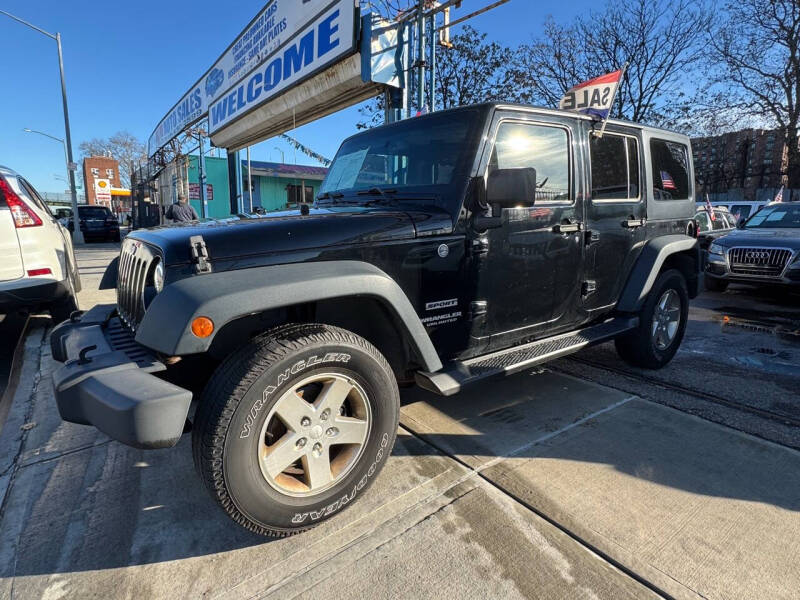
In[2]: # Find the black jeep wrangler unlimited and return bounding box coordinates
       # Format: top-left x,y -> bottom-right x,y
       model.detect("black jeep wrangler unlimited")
51,104 -> 699,536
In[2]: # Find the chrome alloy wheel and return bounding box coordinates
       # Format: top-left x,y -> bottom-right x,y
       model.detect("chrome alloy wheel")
651,289 -> 682,351
258,373 -> 372,497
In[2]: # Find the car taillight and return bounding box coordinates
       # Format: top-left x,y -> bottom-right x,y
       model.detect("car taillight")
0,177 -> 42,228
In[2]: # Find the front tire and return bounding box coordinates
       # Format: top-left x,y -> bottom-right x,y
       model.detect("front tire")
615,269 -> 689,369
192,323 -> 399,536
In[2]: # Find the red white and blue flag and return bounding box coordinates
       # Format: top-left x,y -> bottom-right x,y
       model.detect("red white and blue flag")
661,171 -> 677,191
705,194 -> 715,221
559,69 -> 624,119
774,185 -> 784,203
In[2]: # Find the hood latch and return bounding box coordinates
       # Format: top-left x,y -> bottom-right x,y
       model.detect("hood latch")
189,235 -> 212,274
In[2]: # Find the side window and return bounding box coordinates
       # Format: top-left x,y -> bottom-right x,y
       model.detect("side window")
730,205 -> 751,220
650,139 -> 690,200
490,122 -> 570,202
712,211 -> 726,230
590,134 -> 640,200
695,211 -> 711,232
19,178 -> 53,217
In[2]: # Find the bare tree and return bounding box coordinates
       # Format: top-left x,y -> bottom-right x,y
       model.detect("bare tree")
358,25 -> 513,127
509,0 -> 711,126
79,131 -> 147,188
436,26 -> 514,108
706,0 -> 800,188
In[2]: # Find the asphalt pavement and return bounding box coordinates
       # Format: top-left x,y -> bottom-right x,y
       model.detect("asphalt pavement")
0,245 -> 797,599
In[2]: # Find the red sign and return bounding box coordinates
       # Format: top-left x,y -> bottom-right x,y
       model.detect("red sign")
189,183 -> 214,201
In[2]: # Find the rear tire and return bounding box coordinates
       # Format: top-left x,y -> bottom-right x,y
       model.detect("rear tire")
615,269 -> 688,369
704,276 -> 729,293
192,323 -> 399,537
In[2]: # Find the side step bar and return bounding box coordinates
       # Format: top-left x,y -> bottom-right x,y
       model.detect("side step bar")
415,317 -> 638,396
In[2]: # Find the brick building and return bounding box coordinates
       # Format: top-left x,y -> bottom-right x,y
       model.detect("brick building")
82,155 -> 131,218
691,129 -> 788,201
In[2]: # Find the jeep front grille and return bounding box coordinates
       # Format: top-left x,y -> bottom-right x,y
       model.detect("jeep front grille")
117,239 -> 156,330
728,247 -> 793,278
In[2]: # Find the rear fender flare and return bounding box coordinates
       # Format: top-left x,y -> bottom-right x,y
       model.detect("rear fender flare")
134,261 -> 443,373
617,235 -> 699,312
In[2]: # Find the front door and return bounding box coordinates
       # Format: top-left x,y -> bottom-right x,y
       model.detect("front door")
583,126 -> 646,313
476,114 -> 585,350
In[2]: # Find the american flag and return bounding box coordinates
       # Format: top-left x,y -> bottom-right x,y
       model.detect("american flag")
774,185 -> 784,203
661,171 -> 677,191
705,194 -> 715,221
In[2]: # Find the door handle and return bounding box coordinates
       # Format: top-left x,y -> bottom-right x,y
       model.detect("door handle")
552,221 -> 584,234
622,218 -> 646,229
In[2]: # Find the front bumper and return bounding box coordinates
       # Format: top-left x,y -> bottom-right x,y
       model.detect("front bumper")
705,258 -> 800,287
50,304 -> 192,449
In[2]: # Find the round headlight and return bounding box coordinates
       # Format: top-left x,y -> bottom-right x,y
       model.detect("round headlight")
153,261 -> 165,293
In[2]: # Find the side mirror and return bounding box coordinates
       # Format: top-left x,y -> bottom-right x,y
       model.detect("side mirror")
487,168 -> 537,211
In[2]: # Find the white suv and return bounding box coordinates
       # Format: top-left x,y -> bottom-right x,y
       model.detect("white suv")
0,165 -> 81,321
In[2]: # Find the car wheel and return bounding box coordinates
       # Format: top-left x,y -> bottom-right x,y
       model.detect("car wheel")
704,276 -> 729,293
615,269 -> 689,369
192,323 -> 399,536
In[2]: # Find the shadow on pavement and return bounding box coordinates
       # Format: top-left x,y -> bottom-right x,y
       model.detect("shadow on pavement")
3,337 -> 798,579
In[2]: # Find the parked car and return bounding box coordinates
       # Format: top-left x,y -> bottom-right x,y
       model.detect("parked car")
66,205 -> 121,242
50,104 -> 700,536
698,200 -> 768,225
705,201 -> 800,291
694,206 -> 736,264
0,165 -> 81,320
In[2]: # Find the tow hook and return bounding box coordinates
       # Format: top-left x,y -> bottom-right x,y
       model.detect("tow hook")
77,345 -> 98,366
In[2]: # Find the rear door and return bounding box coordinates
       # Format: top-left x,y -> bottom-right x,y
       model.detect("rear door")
0,176 -> 24,281
583,126 -> 646,313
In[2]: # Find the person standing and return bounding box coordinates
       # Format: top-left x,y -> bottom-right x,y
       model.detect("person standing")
165,194 -> 199,222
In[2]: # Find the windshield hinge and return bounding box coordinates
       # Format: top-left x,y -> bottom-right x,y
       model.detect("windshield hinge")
189,235 -> 212,274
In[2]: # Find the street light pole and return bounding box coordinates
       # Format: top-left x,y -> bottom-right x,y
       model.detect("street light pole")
274,147 -> 285,164
1,10 -> 83,243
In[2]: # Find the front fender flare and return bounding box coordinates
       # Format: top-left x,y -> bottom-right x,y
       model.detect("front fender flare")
617,235 -> 699,312
134,261 -> 443,373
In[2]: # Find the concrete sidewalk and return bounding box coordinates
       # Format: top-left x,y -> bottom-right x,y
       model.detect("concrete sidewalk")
401,377 -> 800,600
0,325 -> 654,600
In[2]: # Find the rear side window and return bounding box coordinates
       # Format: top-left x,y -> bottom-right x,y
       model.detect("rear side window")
695,211 -> 711,232
712,211 -> 727,230
19,178 -> 53,217
590,134 -> 640,200
651,139 -> 690,200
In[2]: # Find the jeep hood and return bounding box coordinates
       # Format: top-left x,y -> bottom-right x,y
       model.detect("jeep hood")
129,205 -> 445,265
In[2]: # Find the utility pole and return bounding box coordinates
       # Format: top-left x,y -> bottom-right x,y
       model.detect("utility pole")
0,10 -> 84,243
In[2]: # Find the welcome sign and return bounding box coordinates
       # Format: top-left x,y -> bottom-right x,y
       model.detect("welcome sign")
148,0 -> 336,156
208,2 -> 356,135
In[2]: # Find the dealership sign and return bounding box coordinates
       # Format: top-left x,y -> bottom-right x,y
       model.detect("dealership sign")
209,2 -> 356,134
148,0 -> 340,156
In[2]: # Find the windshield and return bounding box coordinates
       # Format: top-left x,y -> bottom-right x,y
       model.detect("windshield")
319,109 -> 484,204
744,204 -> 800,229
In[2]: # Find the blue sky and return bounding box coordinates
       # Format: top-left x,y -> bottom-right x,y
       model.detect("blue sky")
0,0 -> 593,194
